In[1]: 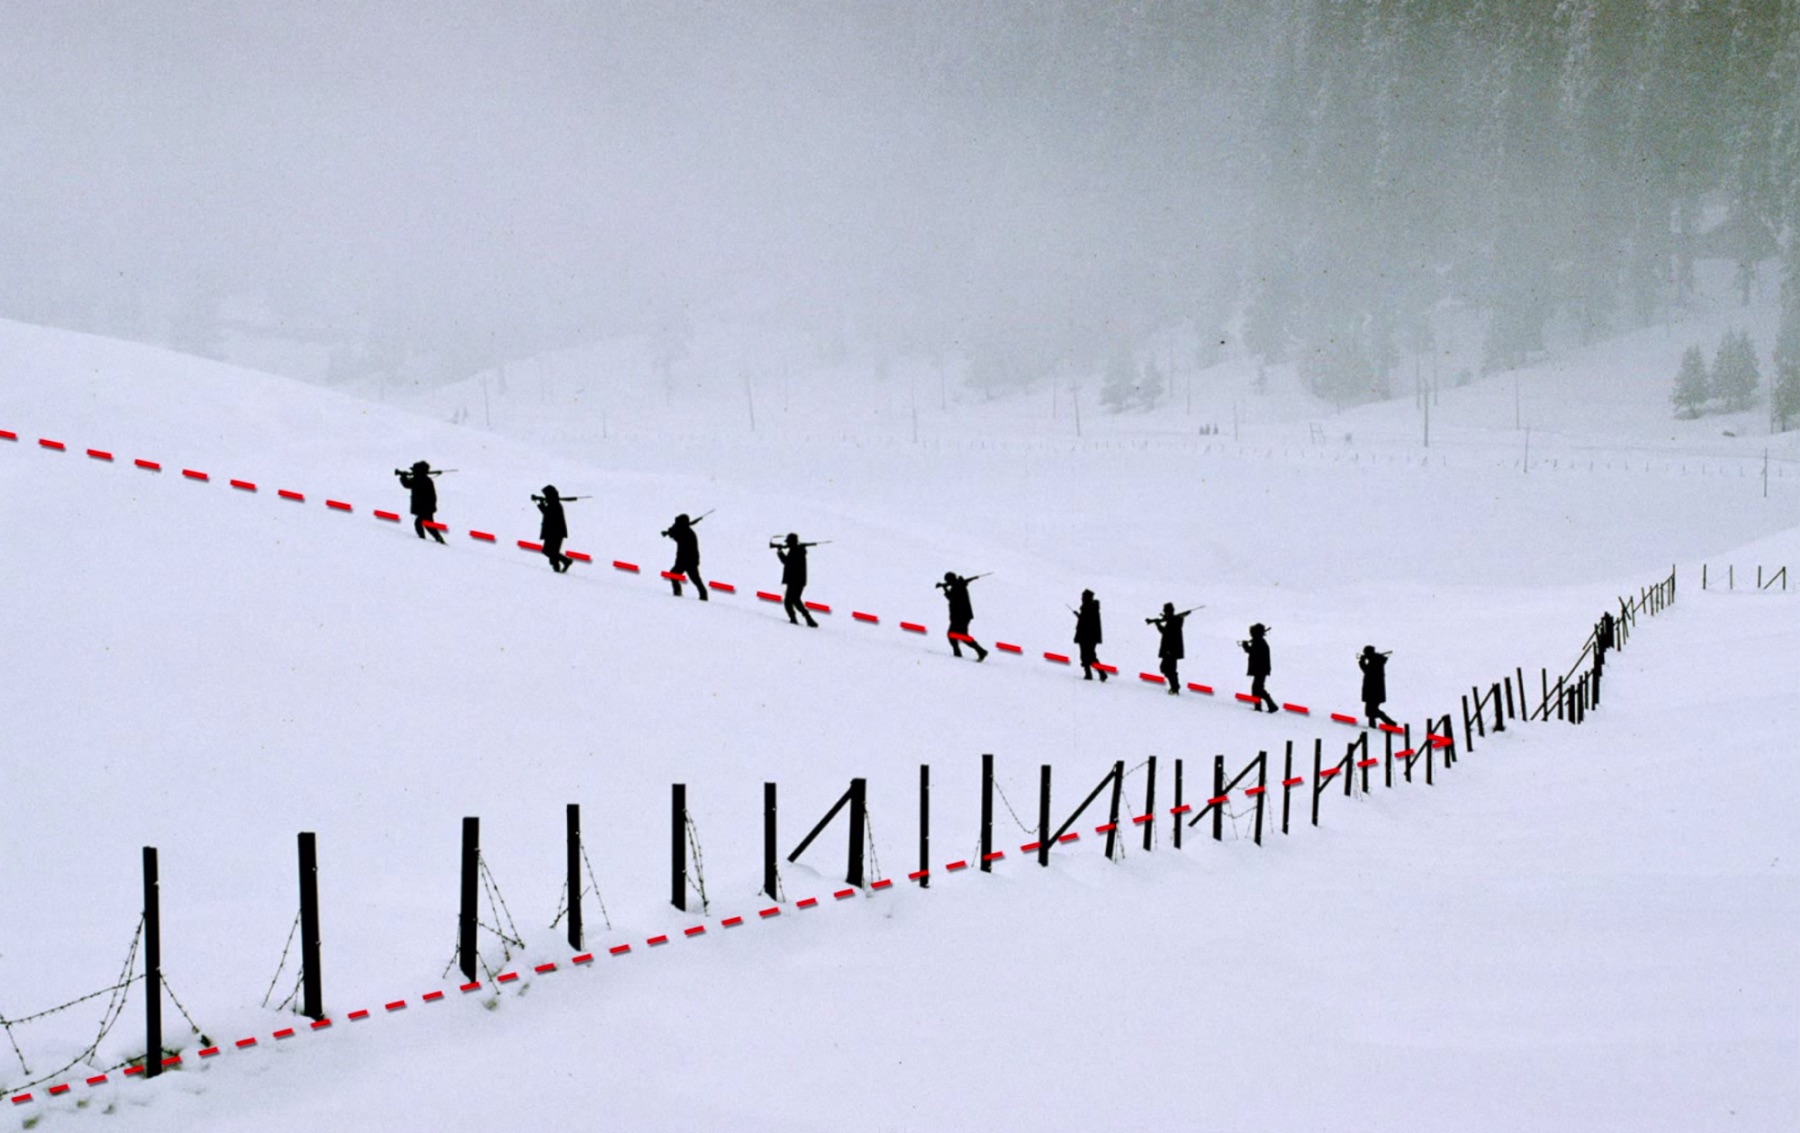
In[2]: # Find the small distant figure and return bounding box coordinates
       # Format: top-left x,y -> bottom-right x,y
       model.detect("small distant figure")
533,486 -> 573,572
772,533 -> 818,627
1595,610 -> 1616,675
1146,603 -> 1194,694
935,572 -> 989,661
1359,645 -> 1397,728
1240,623 -> 1278,712
395,460 -> 445,543
1072,589 -> 1105,681
661,512 -> 708,600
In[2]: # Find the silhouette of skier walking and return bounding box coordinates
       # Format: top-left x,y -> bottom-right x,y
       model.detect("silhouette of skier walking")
1241,623 -> 1278,712
1072,589 -> 1106,680
1146,603 -> 1193,694
661,513 -> 708,599
395,460 -> 445,543
936,572 -> 989,661
1359,645 -> 1397,727
534,486 -> 574,572
772,533 -> 818,627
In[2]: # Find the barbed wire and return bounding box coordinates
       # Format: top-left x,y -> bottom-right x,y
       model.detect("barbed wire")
685,811 -> 711,916
990,777 -> 1036,835
0,919 -> 143,1097
259,910 -> 302,1009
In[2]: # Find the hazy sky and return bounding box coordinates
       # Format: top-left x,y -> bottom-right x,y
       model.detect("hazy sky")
0,2 -> 1252,365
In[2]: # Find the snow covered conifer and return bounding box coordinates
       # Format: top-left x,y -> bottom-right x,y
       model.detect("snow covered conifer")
1711,329 -> 1759,411
1774,295 -> 1800,432
1671,344 -> 1709,418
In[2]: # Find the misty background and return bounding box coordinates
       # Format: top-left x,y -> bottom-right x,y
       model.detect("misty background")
2,1 -> 1797,415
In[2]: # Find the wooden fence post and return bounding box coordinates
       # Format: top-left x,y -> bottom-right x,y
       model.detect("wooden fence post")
1172,758 -> 1184,850
980,754 -> 995,872
298,832 -> 323,1020
459,818 -> 478,982
143,846 -> 162,1078
846,778 -> 866,888
762,783 -> 778,899
1142,755 -> 1157,852
671,785 -> 686,912
918,765 -> 930,889
1037,765 -> 1051,867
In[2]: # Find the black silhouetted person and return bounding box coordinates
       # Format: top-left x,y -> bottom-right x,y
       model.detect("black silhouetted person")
1241,623 -> 1278,712
774,533 -> 817,627
661,513 -> 708,599
396,460 -> 444,543
1073,589 -> 1105,681
1359,645 -> 1397,727
1146,603 -> 1191,694
1595,611 -> 1615,675
535,486 -> 573,572
936,572 -> 988,661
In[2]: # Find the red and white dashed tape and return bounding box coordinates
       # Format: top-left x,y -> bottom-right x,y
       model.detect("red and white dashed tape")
2,425 -> 1391,727
1,733 -> 1457,1108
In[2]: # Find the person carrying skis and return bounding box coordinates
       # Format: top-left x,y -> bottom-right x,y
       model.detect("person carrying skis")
1359,645 -> 1397,727
661,513 -> 708,599
935,572 -> 989,661
534,485 -> 573,572
395,460 -> 445,543
1146,603 -> 1193,694
1241,623 -> 1278,712
772,533 -> 818,627
1073,589 -> 1106,681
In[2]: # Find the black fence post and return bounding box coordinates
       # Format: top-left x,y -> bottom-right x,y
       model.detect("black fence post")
980,753 -> 995,872
1503,675 -> 1516,721
143,846 -> 162,1078
1403,724 -> 1414,784
1422,723 -> 1433,786
1211,755 -> 1226,842
1102,761 -> 1124,861
1142,755 -> 1157,853
1383,727 -> 1394,789
1281,742 -> 1293,835
1037,764 -> 1051,867
1492,682 -> 1505,732
1461,694 -> 1476,751
459,817 -> 478,983
918,765 -> 930,889
298,832 -> 323,1020
1541,668 -> 1550,721
1172,758 -> 1183,850
762,783 -> 778,899
671,785 -> 686,912
846,778 -> 866,888
1253,752 -> 1267,846
1310,743 -> 1323,827
564,805 -> 582,951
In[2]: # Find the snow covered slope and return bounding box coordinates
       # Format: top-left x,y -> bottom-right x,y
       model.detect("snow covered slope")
1,317 -> 1795,1130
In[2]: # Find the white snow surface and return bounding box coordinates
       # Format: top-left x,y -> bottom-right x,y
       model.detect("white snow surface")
1,308 -> 1796,1131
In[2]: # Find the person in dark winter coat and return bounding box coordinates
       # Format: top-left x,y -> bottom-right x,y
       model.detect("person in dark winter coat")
661,513 -> 707,599
534,486 -> 573,572
936,572 -> 988,661
395,460 -> 445,543
1146,603 -> 1192,694
773,533 -> 817,626
1359,645 -> 1397,727
1241,623 -> 1278,712
1595,610 -> 1615,675
1073,589 -> 1106,681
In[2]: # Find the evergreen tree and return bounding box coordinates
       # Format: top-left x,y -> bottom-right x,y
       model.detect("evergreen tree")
1671,344 -> 1710,418
1099,344 -> 1136,413
1774,289 -> 1800,432
1138,358 -> 1166,410
1712,329 -> 1760,411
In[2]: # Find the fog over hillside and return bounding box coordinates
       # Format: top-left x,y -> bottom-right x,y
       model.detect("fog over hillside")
2,3 -> 1798,417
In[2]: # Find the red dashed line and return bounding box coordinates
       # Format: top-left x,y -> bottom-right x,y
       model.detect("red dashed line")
278,489 -> 304,502
423,989 -> 446,1000
1378,723 -> 1406,735
609,944 -> 631,955
567,551 -> 592,563
348,1009 -> 370,1021
385,1000 -> 406,1011
834,888 -> 856,900
1356,758 -> 1380,769
907,869 -> 929,881
38,439 -> 65,451
0,429 -> 15,440
661,570 -> 685,581
1282,777 -> 1305,787
757,590 -> 783,602
86,1075 -> 107,1086
1283,703 -> 1309,714
230,479 -> 256,491
160,1056 -> 181,1068
983,851 -> 1006,861
519,540 -> 543,551
10,1094 -> 31,1105
1187,682 -> 1214,694
1138,672 -> 1165,684
683,926 -> 706,937
721,917 -> 744,928
804,601 -> 830,614
310,1019 -> 331,1030
326,499 -> 352,511
1095,663 -> 1119,675
571,955 -> 593,965
1094,823 -> 1117,834
900,622 -> 926,633
497,971 -> 521,982
710,580 -> 734,592
949,632 -> 975,644
197,1047 -> 220,1058
181,469 -> 208,481
535,961 -> 558,972
48,1085 -> 69,1097
1132,814 -> 1154,825
87,448 -> 112,461
796,897 -> 819,909
871,878 -> 894,890
946,860 -> 969,871
124,1066 -> 143,1076
1244,786 -> 1267,797
374,510 -> 400,522
1428,735 -> 1452,748
1395,749 -> 1418,760
1234,693 -> 1257,703
1021,841 -> 1042,853
235,1037 -> 257,1049
135,459 -> 161,471
996,641 -> 1022,653
1331,713 -> 1360,725
646,936 -> 669,947
1207,794 -> 1230,806
469,530 -> 496,542
1057,832 -> 1079,844
853,611 -> 879,623
273,1028 -> 295,1040
460,982 -> 481,992
1170,804 -> 1193,816
613,560 -> 640,572
1317,767 -> 1341,780
1044,652 -> 1070,664
759,907 -> 781,918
